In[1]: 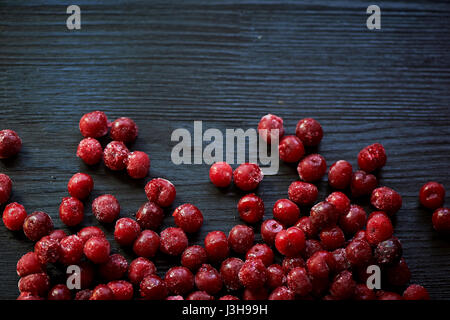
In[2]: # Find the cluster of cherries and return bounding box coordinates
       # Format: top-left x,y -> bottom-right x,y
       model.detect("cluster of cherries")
0,111 -> 448,300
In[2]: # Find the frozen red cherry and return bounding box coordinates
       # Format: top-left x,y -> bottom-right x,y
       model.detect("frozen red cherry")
328,160 -> 352,190
345,239 -> 372,267
306,251 -> 334,279
92,194 -> 120,223
258,113 -> 285,144
297,154 -> 327,182
187,291 -> 214,300
370,186 -> 402,216
275,226 -> 306,257
351,170 -> 377,197
136,201 -> 164,230
295,118 -> 323,147
3,202 -> 27,231
90,284 -> 114,300
282,257 -> 305,274
220,295 -> 239,300
304,239 -> 323,259
268,286 -> 295,300
145,178 -> 176,207
34,236 -> 60,264
228,224 -> 254,254
432,207 -> 450,233
77,137 -> 103,165
164,266 -> 195,295
295,216 -> 318,240
99,254 -> 128,281
133,230 -> 159,258
84,236 -> 110,264
75,289 -> 92,300
242,288 -> 268,300
237,193 -> 264,224
354,284 -> 376,300
246,244 -> 274,267
339,204 -> 366,235
331,248 -> 350,273
366,212 -> 393,245
23,211 -> 54,241
128,257 -> 156,285
0,173 -> 12,205
49,229 -> 67,242
173,203 -> 203,233
17,252 -> 44,277
181,245 -> 208,272
266,264 -> 285,289
140,274 -> 168,300
419,182 -> 445,210
114,217 -> 140,246
288,181 -> 318,206
18,272 -> 50,296
319,226 -> 345,251
330,270 -> 356,300
68,173 -> 94,199
0,129 -> 22,158
77,226 -> 105,244
325,192 -> 350,216
204,230 -> 229,262
233,163 -> 264,191
79,111 -> 109,138
273,199 -> 300,227
358,143 -> 386,173
286,267 -> 312,297
386,258 -> 411,287
195,264 -> 223,295
160,227 -> 188,256
103,141 -> 130,171
110,117 -> 138,144
278,135 -> 305,163
59,197 -> 84,226
209,162 -> 233,187
310,201 -> 339,230
238,258 -> 267,289
374,237 -> 402,266
107,280 -> 134,300
17,292 -> 43,300
220,257 -> 244,291
58,235 -> 84,265
48,284 -> 71,300
261,219 -> 283,246
403,284 -> 430,300
126,151 -> 150,179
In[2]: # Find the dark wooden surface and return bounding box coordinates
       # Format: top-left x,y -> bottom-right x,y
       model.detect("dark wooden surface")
1,0 -> 449,300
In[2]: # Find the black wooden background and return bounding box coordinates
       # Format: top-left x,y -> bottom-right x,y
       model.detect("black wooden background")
0,0 -> 449,300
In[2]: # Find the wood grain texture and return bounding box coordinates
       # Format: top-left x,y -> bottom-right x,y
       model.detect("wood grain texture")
0,0 -> 449,299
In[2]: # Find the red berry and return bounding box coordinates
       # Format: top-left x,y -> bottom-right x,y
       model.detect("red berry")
110,117 -> 138,144
99,254 -> 128,281
261,219 -> 283,246
92,194 -> 120,223
278,135 -> 305,163
144,178 -> 176,207
310,201 -> 339,230
79,111 -> 109,138
0,173 -> 12,205
84,236 -> 110,264
187,291 -> 214,300
326,192 -> 350,217
17,252 -> 44,277
403,284 -> 430,300
432,207 -> 450,233
282,256 -> 305,274
228,224 -> 254,254
126,151 -> 150,179
18,273 -> 50,296
370,186 -> 402,216
354,284 -> 376,300
140,275 -> 167,300
331,248 -> 351,273
172,203 -> 203,233
114,217 -> 141,246
58,235 -> 84,265
209,162 -> 233,187
351,170 -> 378,197
220,295 -> 239,300
164,266 -> 194,295
307,251 -> 335,280
286,267 -> 312,297
242,288 -> 268,300
339,204 -> 367,235
328,160 -> 352,190
233,163 -> 264,191
167,295 -> 184,300
128,257 -> 156,285
23,211 -> 54,241
374,237 -> 402,266
75,289 -> 92,300
319,226 -> 345,251
238,258 -> 267,289
3,202 -> 27,231
295,216 -> 318,239
107,280 -> 134,300
49,229 -> 67,242
195,264 -> 223,295
237,193 -> 264,224
48,284 -> 71,300
181,245 -> 208,272
268,286 -> 295,300
258,113 -> 285,144
366,212 -> 393,245
59,197 -> 84,226
357,143 -> 387,173
136,201 -> 164,230
0,129 -> 22,158
386,258 -> 411,287
220,257 -> 244,291
90,284 -> 114,300
77,226 -> 105,244
377,291 -> 403,300
419,182 -> 445,210
266,264 -> 285,289
133,230 -> 159,258
246,243 -> 274,267
273,199 -> 300,227
288,181 -> 318,207
295,118 -> 323,147
303,239 -> 323,259
204,230 -> 229,262
77,137 -> 103,165
17,292 -> 43,300
275,226 -> 306,257
103,141 -> 130,171
330,270 -> 356,300
297,154 -> 327,182
160,227 -> 188,256
68,173 -> 94,199
34,236 -> 60,264
345,239 -> 372,267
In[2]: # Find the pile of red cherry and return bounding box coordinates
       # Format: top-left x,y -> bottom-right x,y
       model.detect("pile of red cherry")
0,112 -> 448,300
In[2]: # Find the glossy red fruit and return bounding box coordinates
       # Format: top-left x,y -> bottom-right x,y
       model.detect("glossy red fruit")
186,291 -> 214,300
325,192 -> 350,217
328,160 -> 353,190
220,257 -> 244,291
18,273 -> 50,296
306,251 -> 334,279
304,239 -> 323,259
261,219 -> 283,246
166,295 -> 184,300
3,202 -> 27,231
34,236 -> 60,264
242,288 -> 268,300
164,266 -> 194,295
114,217 -> 141,246
403,284 -> 430,300
160,227 -> 188,256
295,216 -> 318,239
83,236 -> 110,264
107,280 -> 134,300
59,197 -> 84,226
74,290 -> 92,300
77,226 -> 105,244
353,284 -> 376,300
319,226 -> 345,251
133,230 -> 159,258
209,162 -> 233,187
273,199 -> 300,227
140,275 -> 168,300
295,118 -> 323,147
246,244 -> 274,267
128,257 -> 156,285
386,258 -> 411,287
204,230 -> 229,262
17,292 -> 43,300
258,113 -> 285,144
228,225 -> 254,254
297,154 -> 327,182
126,151 -> 150,179
172,203 -> 203,233
110,117 -> 138,144
345,239 -> 372,267
238,258 -> 267,289
339,204 -> 366,235
49,229 -> 67,242
99,254 -> 128,281
357,143 -> 386,173
331,248 -> 350,273
182,245 -> 208,272
90,284 -> 115,300
351,170 -> 378,197
310,201 -> 339,230
286,267 -> 312,297
144,178 -> 176,207
370,186 -> 402,216
68,173 -> 94,199
288,181 -> 318,206
0,129 -> 22,158
195,264 -> 223,295
0,173 -> 12,205
17,252 -> 44,277
330,270 -> 356,300
58,235 -> 84,265
269,286 -> 295,300
48,284 -> 71,300
374,237 -> 402,266
419,182 -> 445,210
278,135 -> 305,163
282,256 -> 305,273
23,211 -> 54,241
237,193 -> 264,224
103,141 -> 130,171
266,264 -> 285,289
275,226 -> 306,257
366,212 -> 393,245
77,137 -> 103,165
92,194 -> 120,223
233,163 -> 264,191
79,111 -> 109,138
136,201 -> 164,230
219,295 -> 239,300
432,207 -> 450,233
